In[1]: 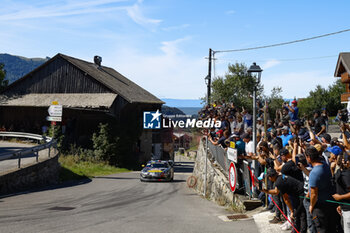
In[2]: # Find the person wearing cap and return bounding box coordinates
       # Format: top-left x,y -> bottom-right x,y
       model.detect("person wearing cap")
231,133 -> 245,156
283,100 -> 299,122
261,168 -> 307,233
328,145 -> 342,176
279,126 -> 293,147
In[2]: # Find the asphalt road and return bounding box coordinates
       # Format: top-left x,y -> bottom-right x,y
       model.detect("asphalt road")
0,161 -> 258,233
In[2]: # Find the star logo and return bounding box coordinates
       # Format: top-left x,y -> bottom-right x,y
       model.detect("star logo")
143,110 -> 162,129
151,110 -> 161,122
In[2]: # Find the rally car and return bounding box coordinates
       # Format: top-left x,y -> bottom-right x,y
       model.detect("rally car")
140,160 -> 174,182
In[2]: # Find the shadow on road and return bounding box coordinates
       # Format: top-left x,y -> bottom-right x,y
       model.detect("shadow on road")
171,179 -> 186,183
94,176 -> 139,180
0,173 -> 92,200
174,163 -> 194,173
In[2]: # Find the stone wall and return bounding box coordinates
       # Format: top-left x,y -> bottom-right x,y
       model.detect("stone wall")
0,153 -> 60,195
192,139 -> 245,211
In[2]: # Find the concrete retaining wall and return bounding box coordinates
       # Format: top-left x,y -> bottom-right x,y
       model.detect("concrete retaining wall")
0,153 -> 60,195
192,140 -> 245,211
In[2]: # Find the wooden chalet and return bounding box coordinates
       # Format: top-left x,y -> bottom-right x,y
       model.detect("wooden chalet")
0,53 -> 169,162
335,52 -> 350,103
173,132 -> 192,150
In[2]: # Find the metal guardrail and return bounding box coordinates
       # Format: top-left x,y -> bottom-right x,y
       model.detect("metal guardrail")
207,141 -> 230,175
0,132 -> 57,168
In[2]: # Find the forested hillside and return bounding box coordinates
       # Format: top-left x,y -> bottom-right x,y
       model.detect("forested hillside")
0,54 -> 49,83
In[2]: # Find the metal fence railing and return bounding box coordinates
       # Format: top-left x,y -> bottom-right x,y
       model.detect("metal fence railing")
241,160 -> 252,197
0,132 -> 57,169
207,140 -> 230,175
207,138 -> 252,198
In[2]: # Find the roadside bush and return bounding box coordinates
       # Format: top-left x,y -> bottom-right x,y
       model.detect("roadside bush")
92,123 -> 118,162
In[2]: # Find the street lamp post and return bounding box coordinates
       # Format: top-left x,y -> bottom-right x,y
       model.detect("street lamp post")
247,62 -> 263,181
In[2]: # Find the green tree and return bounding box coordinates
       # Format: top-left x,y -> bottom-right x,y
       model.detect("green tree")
211,63 -> 264,112
298,79 -> 345,117
264,86 -> 284,121
0,63 -> 8,92
327,79 -> 346,115
92,123 -> 117,161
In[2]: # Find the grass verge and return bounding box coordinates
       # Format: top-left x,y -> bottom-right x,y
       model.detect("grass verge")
59,155 -> 131,182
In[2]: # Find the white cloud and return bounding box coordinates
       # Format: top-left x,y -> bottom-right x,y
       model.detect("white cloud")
262,59 -> 281,69
160,37 -> 191,56
0,0 -> 128,21
226,10 -> 235,15
0,0 -> 162,31
263,71 -> 336,99
126,0 -> 162,28
108,37 -> 207,99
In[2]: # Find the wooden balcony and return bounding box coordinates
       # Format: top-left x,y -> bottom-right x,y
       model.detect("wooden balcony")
341,72 -> 350,83
341,93 -> 350,103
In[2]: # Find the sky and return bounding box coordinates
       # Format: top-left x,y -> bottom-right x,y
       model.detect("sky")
1,0 -> 350,103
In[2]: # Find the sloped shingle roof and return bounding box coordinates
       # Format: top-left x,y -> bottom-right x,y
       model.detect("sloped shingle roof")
0,93 -> 117,108
58,54 -> 164,104
334,52 -> 350,77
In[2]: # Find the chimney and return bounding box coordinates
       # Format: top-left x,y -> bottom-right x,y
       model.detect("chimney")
94,55 -> 102,67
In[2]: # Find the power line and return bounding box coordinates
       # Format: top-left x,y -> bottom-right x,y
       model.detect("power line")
214,28 -> 350,54
215,54 -> 338,63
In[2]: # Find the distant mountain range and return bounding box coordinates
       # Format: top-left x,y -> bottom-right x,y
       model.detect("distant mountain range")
0,53 -> 49,83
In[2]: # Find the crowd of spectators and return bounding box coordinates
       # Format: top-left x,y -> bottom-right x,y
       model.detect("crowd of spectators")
199,100 -> 350,233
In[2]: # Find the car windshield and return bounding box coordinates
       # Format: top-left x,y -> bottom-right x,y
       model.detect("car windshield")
150,163 -> 168,168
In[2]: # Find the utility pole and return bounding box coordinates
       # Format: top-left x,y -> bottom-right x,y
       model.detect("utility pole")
204,48 -> 212,197
207,48 -> 212,105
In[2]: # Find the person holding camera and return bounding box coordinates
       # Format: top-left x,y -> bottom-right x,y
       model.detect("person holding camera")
283,100 -> 299,122
261,168 -> 307,233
